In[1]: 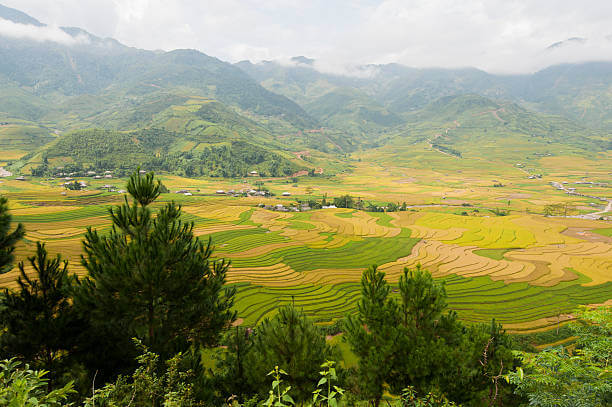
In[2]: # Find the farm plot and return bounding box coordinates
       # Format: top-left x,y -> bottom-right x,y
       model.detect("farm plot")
227,210 -> 611,330
2,179 -> 611,333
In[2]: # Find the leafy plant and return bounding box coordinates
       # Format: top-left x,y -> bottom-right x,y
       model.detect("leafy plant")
74,169 -> 236,362
506,306 -> 611,407
84,339 -> 201,407
0,358 -> 74,406
263,366 -> 294,407
244,305 -> 335,403
400,387 -> 459,407
312,361 -> 344,407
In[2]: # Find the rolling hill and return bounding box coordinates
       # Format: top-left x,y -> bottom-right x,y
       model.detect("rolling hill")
0,3 -> 610,179
237,59 -> 612,132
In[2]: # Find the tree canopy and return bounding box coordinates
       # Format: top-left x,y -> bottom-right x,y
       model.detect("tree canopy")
74,170 -> 236,362
0,195 -> 25,274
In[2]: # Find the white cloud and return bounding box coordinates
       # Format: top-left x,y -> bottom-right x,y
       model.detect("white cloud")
0,17 -> 89,45
1,0 -> 611,74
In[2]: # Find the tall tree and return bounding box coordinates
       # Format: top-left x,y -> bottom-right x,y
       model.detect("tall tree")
0,242 -> 80,386
244,305 -> 336,403
0,195 -> 25,274
390,266 -> 465,395
345,265 -> 400,407
74,170 -> 236,362
345,265 -> 514,405
215,326 -> 255,401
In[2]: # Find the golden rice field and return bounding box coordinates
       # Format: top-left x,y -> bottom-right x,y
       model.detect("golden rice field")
1,166 -> 611,334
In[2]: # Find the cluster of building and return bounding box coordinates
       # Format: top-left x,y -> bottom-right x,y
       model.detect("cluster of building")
213,189 -> 274,197
54,170 -> 116,179
258,203 -> 311,212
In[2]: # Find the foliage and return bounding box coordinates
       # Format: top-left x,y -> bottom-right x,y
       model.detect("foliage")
244,305 -> 336,403
400,387 -> 459,407
344,265 -> 402,406
333,195 -> 354,209
263,366 -> 294,407
0,358 -> 75,407
214,327 -> 255,400
0,195 -> 24,274
46,128 -> 303,177
542,203 -> 576,217
312,361 -> 344,407
65,181 -> 83,191
345,265 -> 515,406
85,340 -> 201,407
74,169 -> 236,364
0,243 -> 79,385
431,143 -> 461,157
489,208 -> 509,217
507,306 -> 612,407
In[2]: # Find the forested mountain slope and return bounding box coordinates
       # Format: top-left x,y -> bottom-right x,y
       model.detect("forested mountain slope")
237,59 -> 612,131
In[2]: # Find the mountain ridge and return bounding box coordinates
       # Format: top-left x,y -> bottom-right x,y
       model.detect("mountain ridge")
0,3 -> 610,178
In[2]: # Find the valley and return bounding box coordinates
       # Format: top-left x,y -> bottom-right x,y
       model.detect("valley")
0,2 -> 610,339
2,150 -> 610,333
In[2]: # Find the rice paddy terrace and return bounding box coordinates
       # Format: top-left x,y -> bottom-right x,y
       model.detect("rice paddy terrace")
2,162 -> 611,334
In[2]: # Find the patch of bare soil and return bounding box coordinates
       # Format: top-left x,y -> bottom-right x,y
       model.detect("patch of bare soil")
507,193 -> 532,199
293,150 -> 310,160
562,227 -> 612,243
325,332 -> 342,341
291,170 -> 309,177
394,177 -> 417,184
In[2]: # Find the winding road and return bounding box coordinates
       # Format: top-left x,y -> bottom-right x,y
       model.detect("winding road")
550,181 -> 612,219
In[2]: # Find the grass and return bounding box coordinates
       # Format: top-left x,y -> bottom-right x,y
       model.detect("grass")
593,228 -> 612,237
473,248 -> 513,260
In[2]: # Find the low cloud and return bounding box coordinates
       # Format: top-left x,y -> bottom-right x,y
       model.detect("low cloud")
0,18 -> 89,45
2,0 -> 612,75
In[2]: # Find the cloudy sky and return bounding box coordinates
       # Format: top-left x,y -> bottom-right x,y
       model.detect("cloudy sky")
2,0 -> 612,74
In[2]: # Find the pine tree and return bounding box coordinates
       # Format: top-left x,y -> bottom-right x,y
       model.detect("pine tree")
0,195 -> 25,274
345,265 -> 481,405
344,265 -> 401,407
215,326 -> 255,400
74,169 -> 236,362
245,305 -> 336,403
0,242 -> 79,386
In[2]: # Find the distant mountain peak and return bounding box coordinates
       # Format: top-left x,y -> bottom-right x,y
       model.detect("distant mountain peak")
0,3 -> 43,26
291,56 -> 315,66
547,37 -> 587,50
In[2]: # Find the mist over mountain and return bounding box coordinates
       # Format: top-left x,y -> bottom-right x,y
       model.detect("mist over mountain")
0,3 -> 610,176
237,58 -> 612,131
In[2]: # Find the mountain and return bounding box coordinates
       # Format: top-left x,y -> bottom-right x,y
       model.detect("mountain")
0,3 -> 320,129
236,60 -> 393,135
0,3 -> 610,178
302,88 -> 403,135
371,94 -> 609,170
237,58 -> 612,132
0,4 -> 327,175
546,37 -> 587,50
20,96 -> 314,177
0,3 -> 43,25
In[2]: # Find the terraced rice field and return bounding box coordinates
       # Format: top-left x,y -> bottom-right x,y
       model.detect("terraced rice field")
1,175 -> 611,333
